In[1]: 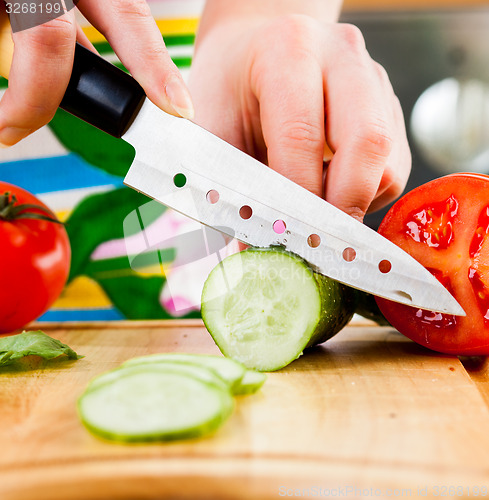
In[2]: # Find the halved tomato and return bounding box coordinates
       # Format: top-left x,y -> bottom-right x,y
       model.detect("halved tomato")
376,173 -> 489,355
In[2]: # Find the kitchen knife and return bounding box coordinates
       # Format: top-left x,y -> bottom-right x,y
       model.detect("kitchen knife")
0,39 -> 465,316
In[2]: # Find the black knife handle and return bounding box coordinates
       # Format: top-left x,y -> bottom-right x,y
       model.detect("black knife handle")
60,43 -> 146,138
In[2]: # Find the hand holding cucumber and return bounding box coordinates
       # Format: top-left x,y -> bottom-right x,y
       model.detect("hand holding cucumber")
189,0 -> 411,221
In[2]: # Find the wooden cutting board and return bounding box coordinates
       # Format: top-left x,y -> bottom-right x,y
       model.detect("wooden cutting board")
1,320 -> 489,500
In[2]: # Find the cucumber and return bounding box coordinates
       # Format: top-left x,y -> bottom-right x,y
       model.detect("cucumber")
233,369 -> 267,395
78,353 -> 266,442
354,291 -> 391,326
78,365 -> 234,442
121,353 -> 247,393
121,353 -> 265,395
85,361 -> 229,394
201,247 -> 357,371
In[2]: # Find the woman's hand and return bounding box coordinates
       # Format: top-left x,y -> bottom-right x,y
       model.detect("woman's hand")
0,0 -> 193,147
189,1 -> 411,220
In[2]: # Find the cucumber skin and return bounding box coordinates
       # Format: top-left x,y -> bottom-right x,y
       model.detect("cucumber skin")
121,354 -> 247,394
78,369 -> 234,443
78,394 -> 233,443
305,263 -> 358,348
85,362 -> 230,394
250,247 -> 358,349
354,291 -> 391,326
233,370 -> 267,395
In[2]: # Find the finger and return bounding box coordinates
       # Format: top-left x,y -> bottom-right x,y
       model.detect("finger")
75,23 -> 96,52
77,0 -> 193,119
0,11 -> 76,146
250,30 -> 325,197
322,25 -> 397,221
367,93 -> 411,213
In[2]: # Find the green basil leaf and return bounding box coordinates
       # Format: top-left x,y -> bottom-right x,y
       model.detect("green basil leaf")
0,331 -> 82,367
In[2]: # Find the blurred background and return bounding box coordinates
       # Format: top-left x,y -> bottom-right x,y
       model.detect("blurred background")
341,0 -> 489,228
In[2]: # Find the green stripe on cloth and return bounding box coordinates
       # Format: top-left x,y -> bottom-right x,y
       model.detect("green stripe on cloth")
114,56 -> 191,73
93,34 -> 195,55
162,34 -> 195,46
0,35 -> 193,88
169,56 -> 192,68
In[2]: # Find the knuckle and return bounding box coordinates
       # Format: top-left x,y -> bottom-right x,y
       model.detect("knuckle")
279,14 -> 315,38
112,0 -> 152,20
373,61 -> 391,85
337,23 -> 367,53
356,118 -> 394,164
267,14 -> 316,55
279,119 -> 324,153
392,94 -> 405,121
26,16 -> 75,51
2,100 -> 55,131
391,92 -> 401,111
142,42 -> 170,64
250,15 -> 321,81
21,100 -> 57,127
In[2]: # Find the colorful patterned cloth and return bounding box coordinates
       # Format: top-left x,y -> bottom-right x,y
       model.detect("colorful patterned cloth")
0,0 -> 238,322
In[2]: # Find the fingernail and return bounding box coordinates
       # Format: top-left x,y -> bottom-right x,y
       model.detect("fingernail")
323,142 -> 334,162
0,126 -> 30,147
165,77 -> 194,120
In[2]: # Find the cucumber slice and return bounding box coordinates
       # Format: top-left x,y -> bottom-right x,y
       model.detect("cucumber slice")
85,362 -> 229,394
78,366 -> 234,442
234,370 -> 267,395
121,353 -> 247,393
201,247 -> 356,371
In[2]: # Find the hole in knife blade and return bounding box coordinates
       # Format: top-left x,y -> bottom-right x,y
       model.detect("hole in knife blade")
392,290 -> 413,303
206,190 -> 220,204
307,234 -> 321,248
379,260 -> 392,274
173,173 -> 187,188
342,247 -> 356,262
273,220 -> 286,234
239,205 -> 253,220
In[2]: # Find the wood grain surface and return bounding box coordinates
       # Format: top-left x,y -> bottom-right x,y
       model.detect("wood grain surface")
1,320 -> 489,500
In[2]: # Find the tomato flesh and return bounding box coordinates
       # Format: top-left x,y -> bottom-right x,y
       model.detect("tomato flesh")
376,173 -> 489,355
468,206 -> 489,325
414,267 -> 457,329
405,195 -> 458,249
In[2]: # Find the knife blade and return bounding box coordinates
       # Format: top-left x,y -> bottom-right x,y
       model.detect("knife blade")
122,97 -> 464,316
2,41 -> 465,316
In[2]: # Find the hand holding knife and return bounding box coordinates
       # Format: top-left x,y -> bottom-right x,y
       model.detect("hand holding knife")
0,11 -> 465,316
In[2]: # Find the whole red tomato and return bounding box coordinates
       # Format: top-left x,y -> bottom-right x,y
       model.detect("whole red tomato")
376,173 -> 489,355
0,182 -> 71,333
